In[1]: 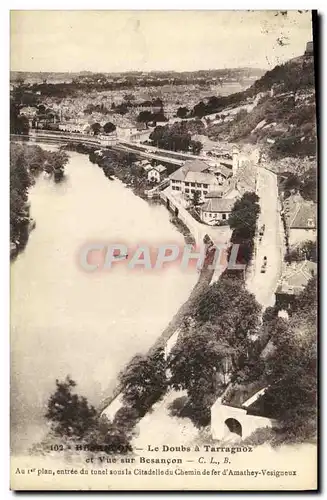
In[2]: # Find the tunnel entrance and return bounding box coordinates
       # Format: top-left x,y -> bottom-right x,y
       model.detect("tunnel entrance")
224,418 -> 242,438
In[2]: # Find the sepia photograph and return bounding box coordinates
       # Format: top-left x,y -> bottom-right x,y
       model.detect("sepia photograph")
9,9 -> 318,491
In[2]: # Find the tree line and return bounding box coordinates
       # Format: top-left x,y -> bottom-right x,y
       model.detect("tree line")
10,143 -> 69,258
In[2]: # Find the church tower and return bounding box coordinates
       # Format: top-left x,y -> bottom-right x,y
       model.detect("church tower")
232,146 -> 239,177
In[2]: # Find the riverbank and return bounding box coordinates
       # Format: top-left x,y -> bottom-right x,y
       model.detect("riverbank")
10,218 -> 36,261
10,141 -> 69,261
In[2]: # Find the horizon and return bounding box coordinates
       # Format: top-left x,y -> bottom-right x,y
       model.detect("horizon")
11,10 -> 313,74
10,66 -> 266,75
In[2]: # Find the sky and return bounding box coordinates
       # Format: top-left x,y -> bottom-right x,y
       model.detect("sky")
10,10 -> 313,73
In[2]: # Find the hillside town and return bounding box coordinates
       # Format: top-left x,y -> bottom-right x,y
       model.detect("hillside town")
10,12 -> 317,483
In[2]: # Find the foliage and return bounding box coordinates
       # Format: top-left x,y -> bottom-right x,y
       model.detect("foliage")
84,415 -> 132,454
229,192 -> 260,239
119,348 -> 167,416
91,122 -> 101,135
194,278 -> 261,340
168,324 -> 233,400
103,122 -> 116,134
41,377 -> 132,455
176,107 -> 189,119
168,278 -> 261,426
10,101 -> 30,135
228,192 -> 260,265
45,376 -> 97,439
285,240 -> 317,263
191,190 -> 201,207
300,167 -> 317,202
137,110 -> 153,126
149,121 -> 202,153
269,135 -> 316,160
84,103 -> 109,115
10,142 -> 68,257
190,140 -> 203,155
281,168 -> 317,203
113,405 -> 140,434
261,277 -> 317,441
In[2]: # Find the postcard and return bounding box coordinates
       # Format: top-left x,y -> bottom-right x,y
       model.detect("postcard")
10,10 -> 318,491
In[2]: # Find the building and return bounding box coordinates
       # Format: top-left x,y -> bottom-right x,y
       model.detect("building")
19,106 -> 38,118
305,41 -> 314,56
200,191 -> 235,225
99,132 -> 118,147
169,159 -> 232,201
222,158 -> 257,199
137,159 -> 152,172
275,260 -> 317,309
283,194 -> 317,247
116,125 -> 138,141
147,164 -> 167,183
58,121 -> 90,134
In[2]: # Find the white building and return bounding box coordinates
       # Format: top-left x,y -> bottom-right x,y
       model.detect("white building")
58,121 -> 90,134
200,191 -> 235,225
117,125 -> 138,141
169,159 -> 232,202
99,132 -> 118,147
19,106 -> 38,118
147,164 -> 167,183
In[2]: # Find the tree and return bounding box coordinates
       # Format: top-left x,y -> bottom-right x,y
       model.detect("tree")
115,103 -> 129,115
84,415 -> 132,454
137,111 -> 153,128
176,107 -> 189,119
103,122 -> 116,134
194,278 -> 261,345
300,167 -> 317,202
258,277 -> 317,442
119,348 -> 167,416
190,140 -> 203,155
282,172 -> 301,197
91,122 -> 101,135
38,104 -> 46,114
149,124 -> 192,152
192,101 -> 207,118
45,376 -> 97,439
191,190 -> 201,207
46,150 -> 69,182
168,324 -> 234,425
229,192 -> 260,237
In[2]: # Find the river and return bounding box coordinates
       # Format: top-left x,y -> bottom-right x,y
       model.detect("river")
10,145 -> 197,453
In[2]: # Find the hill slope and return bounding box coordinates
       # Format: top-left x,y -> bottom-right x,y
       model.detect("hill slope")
203,54 -> 317,161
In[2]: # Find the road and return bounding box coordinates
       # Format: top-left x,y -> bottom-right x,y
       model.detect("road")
247,166 -> 284,308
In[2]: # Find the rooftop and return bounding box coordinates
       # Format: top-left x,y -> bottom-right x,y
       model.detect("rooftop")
284,194 -> 317,230
185,170 -> 218,185
201,197 -> 236,213
169,159 -> 210,182
223,159 -> 257,196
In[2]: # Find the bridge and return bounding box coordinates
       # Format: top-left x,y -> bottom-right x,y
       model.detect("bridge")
10,130 -> 188,167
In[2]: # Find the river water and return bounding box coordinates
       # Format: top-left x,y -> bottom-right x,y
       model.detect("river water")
10,145 -> 197,453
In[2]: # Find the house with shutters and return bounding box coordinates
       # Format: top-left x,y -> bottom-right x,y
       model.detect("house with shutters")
147,164 -> 167,183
